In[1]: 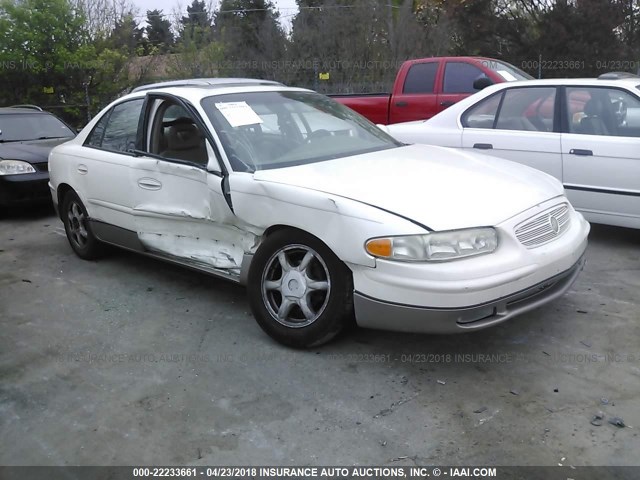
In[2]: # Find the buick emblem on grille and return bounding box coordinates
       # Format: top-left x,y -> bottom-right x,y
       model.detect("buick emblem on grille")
514,203 -> 570,248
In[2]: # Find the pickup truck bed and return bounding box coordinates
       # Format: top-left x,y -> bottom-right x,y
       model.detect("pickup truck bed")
329,94 -> 391,125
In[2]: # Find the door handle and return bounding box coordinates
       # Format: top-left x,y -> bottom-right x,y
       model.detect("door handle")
440,101 -> 455,107
569,149 -> 593,156
77,164 -> 88,174
395,101 -> 408,107
137,177 -> 162,190
473,143 -> 493,150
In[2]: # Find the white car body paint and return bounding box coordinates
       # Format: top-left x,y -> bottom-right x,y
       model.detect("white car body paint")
49,82 -> 590,336
228,171 -> 426,269
248,144 -> 565,231
387,77 -> 640,229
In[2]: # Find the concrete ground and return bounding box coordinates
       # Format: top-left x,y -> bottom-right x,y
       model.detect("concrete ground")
1,205 -> 639,466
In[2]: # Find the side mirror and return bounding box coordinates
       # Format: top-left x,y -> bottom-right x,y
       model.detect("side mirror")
473,76 -> 494,91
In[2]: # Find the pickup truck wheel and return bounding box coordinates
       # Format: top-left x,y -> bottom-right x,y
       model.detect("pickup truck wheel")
247,230 -> 353,348
62,191 -> 104,260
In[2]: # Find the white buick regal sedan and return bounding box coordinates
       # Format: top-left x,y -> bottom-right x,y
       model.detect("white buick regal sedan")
49,79 -> 590,347
386,76 -> 640,229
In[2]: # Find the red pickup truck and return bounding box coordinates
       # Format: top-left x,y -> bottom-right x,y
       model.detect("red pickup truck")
331,56 -> 533,125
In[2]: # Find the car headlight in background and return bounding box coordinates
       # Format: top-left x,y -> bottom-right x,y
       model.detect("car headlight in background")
366,228 -> 498,262
0,160 -> 37,175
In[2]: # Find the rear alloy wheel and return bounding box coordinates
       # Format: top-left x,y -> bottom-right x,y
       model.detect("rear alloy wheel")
248,230 -> 353,348
62,191 -> 104,260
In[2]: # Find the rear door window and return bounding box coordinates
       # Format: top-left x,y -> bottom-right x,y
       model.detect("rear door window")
402,63 -> 438,94
494,87 -> 556,132
87,99 -> 144,153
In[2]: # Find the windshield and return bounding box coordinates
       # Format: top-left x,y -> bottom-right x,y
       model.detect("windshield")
489,61 -> 534,81
0,113 -> 75,142
201,91 -> 401,171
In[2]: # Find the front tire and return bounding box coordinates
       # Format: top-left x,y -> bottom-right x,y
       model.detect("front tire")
247,229 -> 353,348
61,190 -> 104,260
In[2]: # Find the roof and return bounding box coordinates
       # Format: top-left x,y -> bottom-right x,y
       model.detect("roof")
403,56 -> 507,63
0,107 -> 50,115
484,77 -> 640,89
120,82 -> 311,108
132,78 -> 284,93
598,72 -> 640,80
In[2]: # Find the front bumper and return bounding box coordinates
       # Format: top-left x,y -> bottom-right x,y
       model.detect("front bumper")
0,170 -> 51,206
351,198 -> 590,333
354,254 -> 585,333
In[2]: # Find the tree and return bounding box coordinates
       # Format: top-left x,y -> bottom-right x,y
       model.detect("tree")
446,0 -> 500,56
178,0 -> 214,48
534,0 -> 625,77
107,13 -> 146,55
169,40 -> 225,78
0,0 -> 147,125
213,0 -> 287,78
145,9 -> 175,53
619,0 -> 640,57
72,0 -> 136,40
387,0 -> 444,62
171,0 -> 222,78
0,0 -> 94,112
289,0 -> 433,92
289,0 -> 381,91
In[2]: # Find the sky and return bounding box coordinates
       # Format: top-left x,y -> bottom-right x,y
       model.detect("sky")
130,0 -> 300,30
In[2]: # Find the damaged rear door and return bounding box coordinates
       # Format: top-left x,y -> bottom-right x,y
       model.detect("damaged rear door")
129,93 -> 257,279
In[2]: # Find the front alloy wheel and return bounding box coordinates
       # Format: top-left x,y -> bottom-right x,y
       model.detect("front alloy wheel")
248,229 -> 353,348
261,245 -> 331,328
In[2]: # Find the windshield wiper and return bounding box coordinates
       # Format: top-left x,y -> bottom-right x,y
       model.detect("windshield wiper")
36,136 -> 68,140
0,139 -> 21,143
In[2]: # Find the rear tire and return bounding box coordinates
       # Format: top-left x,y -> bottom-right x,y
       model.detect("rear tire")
247,229 -> 353,348
61,190 -> 104,260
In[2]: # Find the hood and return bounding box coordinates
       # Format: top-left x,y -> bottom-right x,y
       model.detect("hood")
252,144 -> 564,231
0,137 -> 73,164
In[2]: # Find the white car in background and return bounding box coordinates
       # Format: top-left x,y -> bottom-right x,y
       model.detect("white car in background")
49,79 -> 589,347
387,77 -> 640,229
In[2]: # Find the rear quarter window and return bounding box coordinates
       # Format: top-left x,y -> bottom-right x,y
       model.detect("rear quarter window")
462,92 -> 503,129
85,111 -> 110,147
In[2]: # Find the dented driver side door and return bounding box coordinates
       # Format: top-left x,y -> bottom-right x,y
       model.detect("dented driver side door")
128,94 -> 254,278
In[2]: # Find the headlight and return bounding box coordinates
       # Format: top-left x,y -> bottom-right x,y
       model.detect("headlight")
365,228 -> 498,262
0,160 -> 37,175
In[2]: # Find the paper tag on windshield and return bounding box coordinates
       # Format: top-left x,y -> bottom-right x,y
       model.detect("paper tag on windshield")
214,101 -> 263,127
497,70 -> 517,82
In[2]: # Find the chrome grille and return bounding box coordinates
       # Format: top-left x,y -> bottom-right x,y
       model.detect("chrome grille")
514,203 -> 571,248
